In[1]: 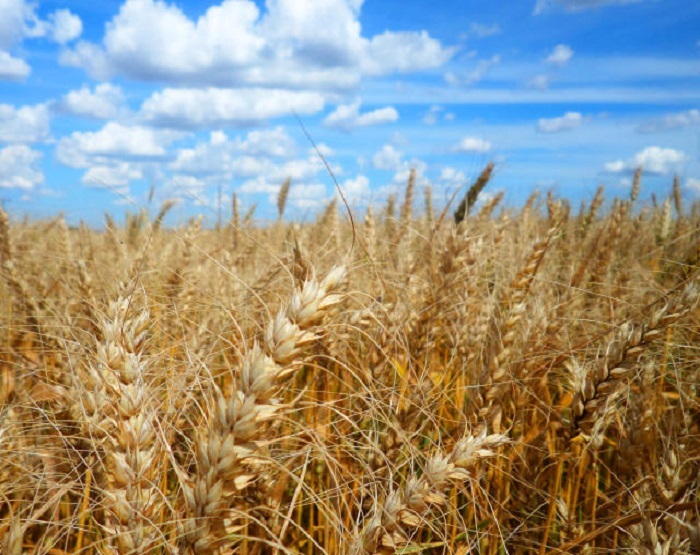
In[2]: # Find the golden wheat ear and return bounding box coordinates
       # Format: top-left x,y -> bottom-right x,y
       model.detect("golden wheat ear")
178,265 -> 346,555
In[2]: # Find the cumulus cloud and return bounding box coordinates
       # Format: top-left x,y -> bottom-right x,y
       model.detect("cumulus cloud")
0,51 -> 30,79
361,31 -> 455,75
60,0 -> 454,88
82,163 -> 143,188
140,88 -> 325,128
49,9 -> 83,44
0,0 -> 26,51
534,0 -> 645,13
240,177 -> 328,210
0,103 -> 50,143
545,44 -> 574,65
61,83 -> 127,119
341,174 -> 371,203
637,109 -> 700,133
445,54 -> 500,86
56,122 -> 182,168
166,126 -> 337,212
324,100 -> 398,131
605,146 -> 687,175
439,166 -> 467,186
0,1 -> 81,79
170,127 -> 296,177
451,136 -> 492,153
0,144 -> 43,189
537,111 -> 583,133
373,145 -> 403,171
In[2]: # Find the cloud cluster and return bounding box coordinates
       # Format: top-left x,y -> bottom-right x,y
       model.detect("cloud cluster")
605,146 -> 687,175
61,84 -> 127,120
451,136 -> 492,153
637,109 -> 700,133
373,145 -> 404,171
0,103 -> 50,143
0,1 -> 81,79
0,145 -> 44,189
56,122 -> 182,189
525,44 -> 574,90
60,0 -> 454,89
141,88 -> 325,128
537,111 -> 583,133
0,102 -> 50,190
324,100 -> 398,131
545,44 -> 574,65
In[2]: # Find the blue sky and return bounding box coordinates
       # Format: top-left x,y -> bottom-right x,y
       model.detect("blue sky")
0,0 -> 699,225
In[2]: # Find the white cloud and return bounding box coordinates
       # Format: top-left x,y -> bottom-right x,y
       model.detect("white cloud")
0,144 -> 43,189
84,0 -> 262,79
686,178 -> 700,195
239,177 -> 327,210
49,9 -> 82,44
82,163 -> 142,188
439,166 -> 467,186
604,160 -> 627,173
546,44 -> 574,65
170,127 -> 295,177
605,146 -> 688,175
445,54 -> 500,86
0,2 -> 82,78
58,42 -> 111,81
57,122 -> 181,167
141,87 -> 325,128
61,83 -> 127,119
361,31 -> 455,75
324,99 -> 398,131
56,122 -> 181,192
60,0 -> 453,89
0,0 -> 26,51
168,126 -> 335,210
526,74 -> 551,90
311,143 -> 334,157
637,109 -> 700,133
0,103 -> 50,143
389,161 -> 429,191
467,23 -> 502,39
452,136 -> 492,153
288,183 -> 328,209
534,0 -> 645,13
537,111 -> 583,133
0,51 -> 30,79
341,174 -> 370,203
236,127 -> 296,158
0,2 -> 80,49
373,144 -> 403,170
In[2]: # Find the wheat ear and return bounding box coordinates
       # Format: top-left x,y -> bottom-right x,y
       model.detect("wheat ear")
571,282 -> 699,437
353,432 -> 509,555
179,266 -> 346,555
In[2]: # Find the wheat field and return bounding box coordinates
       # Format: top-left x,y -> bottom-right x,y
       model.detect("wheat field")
1,166 -> 699,554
